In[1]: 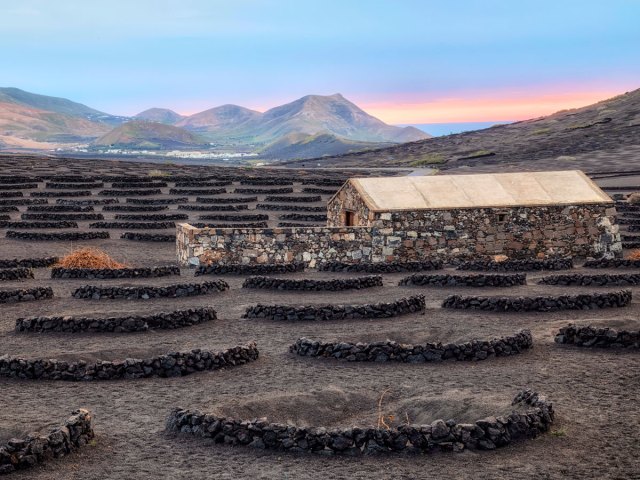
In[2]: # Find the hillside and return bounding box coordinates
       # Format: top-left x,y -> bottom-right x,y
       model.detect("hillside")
92,120 -> 206,149
281,88 -> 640,172
134,108 -> 185,124
258,132 -> 393,160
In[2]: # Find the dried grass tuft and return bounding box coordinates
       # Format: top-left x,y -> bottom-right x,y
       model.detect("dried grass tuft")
626,249 -> 640,260
55,247 -> 128,269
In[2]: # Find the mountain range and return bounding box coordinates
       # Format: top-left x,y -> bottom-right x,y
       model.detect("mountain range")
0,88 -> 429,158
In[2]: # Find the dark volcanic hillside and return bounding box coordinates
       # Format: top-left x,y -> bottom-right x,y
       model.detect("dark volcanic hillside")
282,89 -> 640,172
134,108 -> 185,124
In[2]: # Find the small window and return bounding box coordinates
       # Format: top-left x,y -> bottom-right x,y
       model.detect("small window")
345,211 -> 356,226
497,213 -> 507,223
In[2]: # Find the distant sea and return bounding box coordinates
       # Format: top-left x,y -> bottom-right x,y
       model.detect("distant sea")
399,121 -> 512,137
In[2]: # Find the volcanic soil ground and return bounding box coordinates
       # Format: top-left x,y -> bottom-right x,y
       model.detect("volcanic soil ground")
0,155 -> 638,479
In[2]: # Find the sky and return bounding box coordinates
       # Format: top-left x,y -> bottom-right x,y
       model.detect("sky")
1,0 -> 639,124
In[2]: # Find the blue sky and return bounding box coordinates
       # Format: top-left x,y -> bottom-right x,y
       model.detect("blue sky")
2,0 -> 639,122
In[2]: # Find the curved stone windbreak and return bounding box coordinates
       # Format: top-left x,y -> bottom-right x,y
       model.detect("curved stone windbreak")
0,409 -> 94,475
0,268 -> 34,281
0,199 -> 47,206
442,290 -> 632,312
126,197 -> 188,205
166,389 -> 553,455
114,213 -> 188,221
99,188 -> 162,196
554,324 -> 639,348
195,262 -> 305,276
240,178 -> 293,185
57,198 -> 118,205
302,187 -> 339,194
120,232 -> 176,242
242,275 -> 383,291
111,181 -> 168,188
103,205 -> 167,212
279,213 -> 327,222
0,215 -> 10,221
178,205 -> 249,211
319,260 -> 443,273
89,221 -> 175,229
0,342 -> 258,381
174,181 -> 231,187
16,306 -> 217,333
291,329 -> 533,362
0,184 -> 36,190
257,204 -> 325,212
6,231 -> 110,241
21,213 -> 104,221
456,258 -> 574,271
302,178 -> 345,186
0,287 -> 53,303
538,273 -> 640,287
235,187 -> 295,194
196,196 -> 257,204
46,182 -> 103,189
400,273 -> 526,288
0,206 -> 19,212
278,222 -> 316,228
169,188 -> 226,195
27,205 -> 95,212
72,280 -> 229,300
243,295 -> 425,321
0,220 -> 78,229
264,195 -> 321,203
197,214 -> 268,221
51,265 -> 180,279
0,257 -> 58,268
31,191 -> 91,197
583,258 -> 640,269
191,222 -> 269,229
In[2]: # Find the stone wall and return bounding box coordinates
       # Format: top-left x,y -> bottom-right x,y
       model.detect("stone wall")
72,280 -> 228,300
6,231 -> 110,241
0,343 -> 258,380
51,266 -> 180,279
442,290 -> 632,312
121,232 -> 176,242
0,410 -> 94,474
0,257 -> 58,268
291,329 -> 533,362
399,273 -> 526,288
0,287 -> 53,303
16,307 -> 217,333
166,390 -> 553,455
243,295 -> 425,321
555,324 -> 639,348
0,267 -> 34,281
538,273 -> 640,287
242,275 -> 383,291
456,258 -> 574,271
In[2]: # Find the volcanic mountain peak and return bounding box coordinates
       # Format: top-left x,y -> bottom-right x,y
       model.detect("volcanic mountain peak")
134,108 -> 185,125
92,120 -> 206,149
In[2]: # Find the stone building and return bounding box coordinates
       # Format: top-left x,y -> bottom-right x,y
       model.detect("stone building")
327,170 -> 621,258
177,170 -> 621,267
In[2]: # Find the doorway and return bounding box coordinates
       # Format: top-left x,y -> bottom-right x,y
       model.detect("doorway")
345,210 -> 356,226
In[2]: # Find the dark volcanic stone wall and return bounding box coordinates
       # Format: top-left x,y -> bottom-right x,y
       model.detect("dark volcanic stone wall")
0,287 -> 53,303
6,231 -> 110,241
399,273 -> 526,287
442,290 -> 632,312
456,258 -> 574,271
583,258 -> 640,269
72,280 -> 229,299
291,329 -> 533,362
0,257 -> 58,268
319,260 -> 443,273
16,307 -> 217,333
89,221 -> 176,229
166,390 -> 553,455
554,324 -> 639,348
243,295 -> 425,320
51,266 -> 180,279
0,343 -> 258,381
195,262 -> 305,276
242,275 -> 383,291
0,409 -> 94,475
120,232 -> 176,242
538,273 -> 640,286
0,267 -> 34,281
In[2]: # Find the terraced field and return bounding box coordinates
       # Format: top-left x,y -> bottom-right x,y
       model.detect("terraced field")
0,155 -> 638,479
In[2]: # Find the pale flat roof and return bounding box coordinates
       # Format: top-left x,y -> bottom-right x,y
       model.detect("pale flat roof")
347,170 -> 612,212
